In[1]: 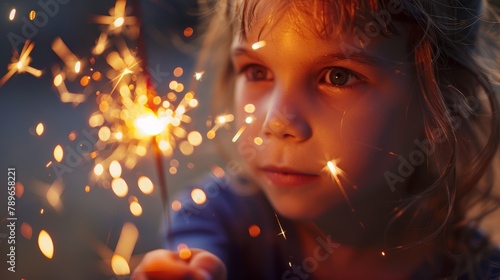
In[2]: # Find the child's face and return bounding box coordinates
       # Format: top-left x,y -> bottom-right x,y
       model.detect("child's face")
231,9 -> 424,219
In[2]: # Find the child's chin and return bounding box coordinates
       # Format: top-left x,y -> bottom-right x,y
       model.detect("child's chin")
271,200 -> 326,220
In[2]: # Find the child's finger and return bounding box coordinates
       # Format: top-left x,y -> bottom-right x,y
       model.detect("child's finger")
132,249 -> 226,280
188,249 -> 227,280
132,249 -> 193,280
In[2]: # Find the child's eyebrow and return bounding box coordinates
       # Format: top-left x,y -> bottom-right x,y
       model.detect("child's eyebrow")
232,46 -> 394,67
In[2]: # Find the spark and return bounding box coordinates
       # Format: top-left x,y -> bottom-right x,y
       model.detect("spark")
274,212 -> 287,240
9,9 -> 16,21
93,0 -> 137,35
325,160 -> 355,212
251,40 -> 267,50
0,41 -> 42,87
111,223 -> 138,275
194,71 -> 205,81
232,125 -> 247,142
36,123 -> 45,136
38,230 -> 54,259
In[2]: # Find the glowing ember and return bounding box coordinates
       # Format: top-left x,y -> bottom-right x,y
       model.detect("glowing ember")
194,71 -> 205,81
29,10 -> 36,21
244,104 -> 255,113
35,123 -> 44,136
74,61 -> 81,73
38,230 -> 54,259
187,131 -> 202,146
171,200 -> 182,211
113,17 -> 124,27
53,145 -> 64,162
111,178 -> 128,197
94,163 -> 104,176
9,9 -> 16,21
248,225 -> 261,237
111,254 -> 130,275
109,160 -> 122,178
15,182 -> 24,198
179,247 -> 192,260
232,125 -> 247,143
0,41 -> 42,86
191,188 -> 206,205
21,222 -> 33,240
112,222 -> 138,275
251,40 -> 266,50
183,27 -> 194,37
137,176 -> 153,194
129,201 -> 142,216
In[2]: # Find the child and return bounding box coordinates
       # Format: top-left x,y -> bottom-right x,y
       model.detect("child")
133,0 -> 500,279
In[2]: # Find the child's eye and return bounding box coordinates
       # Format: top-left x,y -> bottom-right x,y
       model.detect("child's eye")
241,65 -> 273,81
322,67 -> 360,87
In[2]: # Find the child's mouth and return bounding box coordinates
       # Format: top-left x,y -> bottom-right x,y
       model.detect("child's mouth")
260,166 -> 320,187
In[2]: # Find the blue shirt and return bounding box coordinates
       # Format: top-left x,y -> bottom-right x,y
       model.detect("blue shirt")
166,175 -> 500,279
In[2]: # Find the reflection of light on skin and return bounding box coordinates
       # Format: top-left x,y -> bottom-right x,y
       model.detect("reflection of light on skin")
0,41 -> 42,87
274,212 -> 287,240
325,160 -> 355,212
112,222 -> 138,275
38,230 -> 54,259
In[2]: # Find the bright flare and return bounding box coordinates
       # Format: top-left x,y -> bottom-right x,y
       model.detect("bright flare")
134,113 -> 165,136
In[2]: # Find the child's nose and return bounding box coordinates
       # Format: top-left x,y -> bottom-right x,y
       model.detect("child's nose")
262,93 -> 312,142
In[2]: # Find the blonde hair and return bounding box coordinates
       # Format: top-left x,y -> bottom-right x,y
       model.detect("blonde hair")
194,0 -> 500,277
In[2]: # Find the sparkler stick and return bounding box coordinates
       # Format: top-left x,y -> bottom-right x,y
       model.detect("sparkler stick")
131,0 -> 173,249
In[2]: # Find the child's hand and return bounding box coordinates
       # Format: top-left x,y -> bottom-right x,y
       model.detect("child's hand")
132,249 -> 226,280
